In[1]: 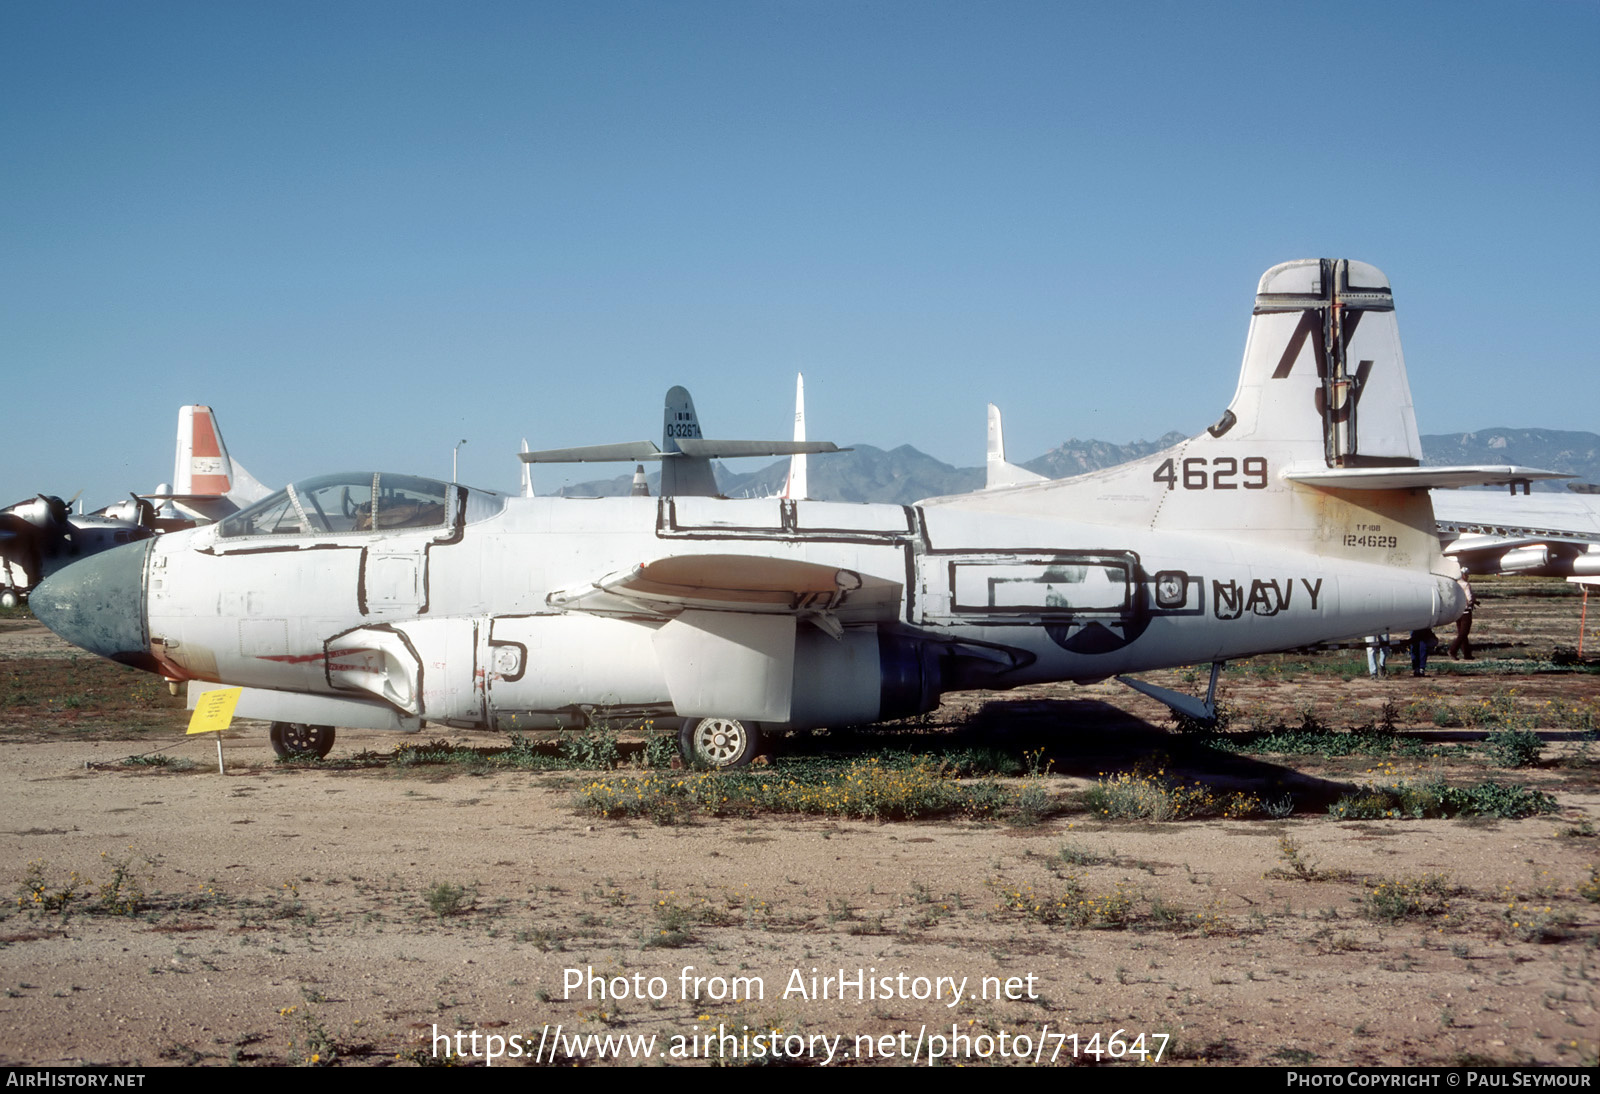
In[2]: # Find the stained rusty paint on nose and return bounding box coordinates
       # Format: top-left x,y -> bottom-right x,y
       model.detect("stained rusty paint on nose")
30,539 -> 158,673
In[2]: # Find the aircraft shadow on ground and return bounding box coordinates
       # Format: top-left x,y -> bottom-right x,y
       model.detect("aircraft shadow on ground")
774,696 -> 1362,813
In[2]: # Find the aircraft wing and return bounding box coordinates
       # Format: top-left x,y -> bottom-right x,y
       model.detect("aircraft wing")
1434,489 -> 1600,536
1285,465 -> 1569,490
547,553 -> 901,631
1433,488 -> 1600,576
142,493 -> 242,523
1446,532 -> 1596,554
519,441 -> 666,463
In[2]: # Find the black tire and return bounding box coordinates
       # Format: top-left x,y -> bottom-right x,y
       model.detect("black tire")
269,721 -> 336,759
678,717 -> 762,769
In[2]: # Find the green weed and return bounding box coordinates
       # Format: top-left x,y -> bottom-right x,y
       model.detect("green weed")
424,881 -> 475,918
1056,843 -> 1108,867
1362,874 -> 1452,923
1009,783 -> 1053,827
1328,779 -> 1557,820
1578,866 -> 1600,905
14,860 -> 86,915
559,723 -> 621,769
278,991 -> 365,1066
122,753 -> 196,770
1084,764 -> 1260,821
1264,835 -> 1321,881
1483,728 -> 1543,768
14,854 -> 147,917
1501,900 -> 1572,943
645,896 -> 695,948
575,758 -> 1014,822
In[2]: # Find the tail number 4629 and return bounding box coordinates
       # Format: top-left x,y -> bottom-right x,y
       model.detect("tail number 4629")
1152,456 -> 1267,491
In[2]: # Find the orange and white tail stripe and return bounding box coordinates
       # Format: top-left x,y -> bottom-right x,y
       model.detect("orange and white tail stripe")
176,406 -> 233,497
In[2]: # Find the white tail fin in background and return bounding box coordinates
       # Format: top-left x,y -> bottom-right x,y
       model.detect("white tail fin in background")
985,403 -> 1048,489
782,373 -> 809,500
520,439 -> 535,497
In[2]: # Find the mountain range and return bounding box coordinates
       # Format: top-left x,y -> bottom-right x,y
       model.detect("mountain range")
555,427 -> 1600,503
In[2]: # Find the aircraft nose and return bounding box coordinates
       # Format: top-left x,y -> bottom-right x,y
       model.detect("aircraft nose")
30,539 -> 158,673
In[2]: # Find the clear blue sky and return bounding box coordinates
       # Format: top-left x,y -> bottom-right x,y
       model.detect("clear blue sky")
3,1 -> 1596,508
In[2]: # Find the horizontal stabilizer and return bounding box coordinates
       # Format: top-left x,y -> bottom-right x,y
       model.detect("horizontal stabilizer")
674,438 -> 846,459
987,461 -> 1048,488
225,459 -> 272,506
520,441 -> 666,464
1285,465 -> 1569,491
519,439 -> 846,464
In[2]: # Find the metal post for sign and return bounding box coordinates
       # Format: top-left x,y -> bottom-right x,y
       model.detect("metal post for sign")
1582,587 -> 1589,659
188,687 -> 242,775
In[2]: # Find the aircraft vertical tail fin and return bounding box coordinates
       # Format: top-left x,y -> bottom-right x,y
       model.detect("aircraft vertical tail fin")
1212,259 -> 1421,466
985,403 -> 1048,489
159,405 -> 270,520
938,260 -> 1554,565
520,440 -> 535,497
1155,260 -> 1557,552
1210,260 -> 1557,492
520,381 -> 846,499
175,406 -> 235,497
660,385 -> 718,497
782,373 -> 808,500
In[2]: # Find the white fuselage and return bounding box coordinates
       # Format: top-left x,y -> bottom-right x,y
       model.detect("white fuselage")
139,490 -> 1454,732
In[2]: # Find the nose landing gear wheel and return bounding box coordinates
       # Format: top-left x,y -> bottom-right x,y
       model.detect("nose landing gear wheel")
678,717 -> 762,768
269,721 -> 336,759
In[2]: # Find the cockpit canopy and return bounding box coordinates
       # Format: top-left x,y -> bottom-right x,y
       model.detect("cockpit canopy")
217,473 -> 503,539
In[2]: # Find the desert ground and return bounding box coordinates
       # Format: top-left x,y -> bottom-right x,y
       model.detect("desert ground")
1,578 -> 1596,1068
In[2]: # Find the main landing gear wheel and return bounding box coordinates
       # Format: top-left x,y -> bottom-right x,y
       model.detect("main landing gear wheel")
678,717 -> 762,769
269,721 -> 336,759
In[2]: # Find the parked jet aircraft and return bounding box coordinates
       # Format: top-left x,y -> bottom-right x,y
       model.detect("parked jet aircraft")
1434,487 -> 1599,578
522,383 -> 845,498
30,260 -> 1566,765
1,406 -> 267,608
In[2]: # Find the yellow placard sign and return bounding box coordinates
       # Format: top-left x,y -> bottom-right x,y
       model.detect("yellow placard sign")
187,688 -> 243,735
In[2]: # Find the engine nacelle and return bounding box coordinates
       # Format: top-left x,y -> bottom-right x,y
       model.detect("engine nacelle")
1498,546 -> 1551,573
785,629 -> 943,729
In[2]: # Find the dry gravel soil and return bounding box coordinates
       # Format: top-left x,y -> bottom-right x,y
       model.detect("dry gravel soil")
0,579 -> 1596,1068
